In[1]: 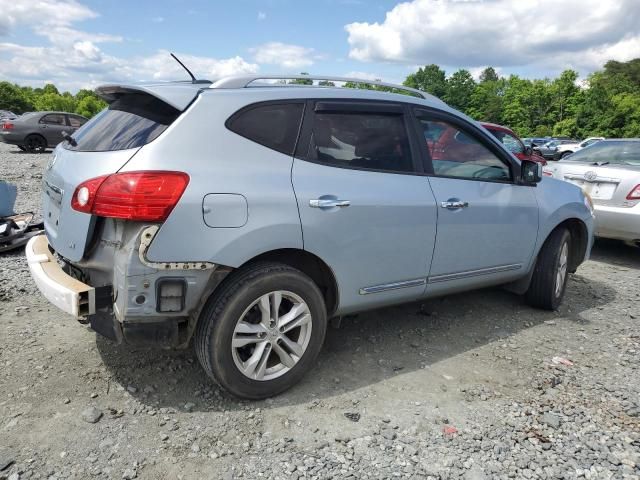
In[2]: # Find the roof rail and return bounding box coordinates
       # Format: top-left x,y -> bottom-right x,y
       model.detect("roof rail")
209,75 -> 427,99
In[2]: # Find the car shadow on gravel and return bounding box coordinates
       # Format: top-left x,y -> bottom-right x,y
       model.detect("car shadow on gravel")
7,149 -> 50,155
590,238 -> 640,270
96,273 -> 615,412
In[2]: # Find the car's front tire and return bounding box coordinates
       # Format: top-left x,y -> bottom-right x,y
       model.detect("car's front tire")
525,228 -> 571,310
195,262 -> 327,399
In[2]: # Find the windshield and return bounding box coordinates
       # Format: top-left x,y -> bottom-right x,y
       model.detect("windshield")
562,140 -> 640,166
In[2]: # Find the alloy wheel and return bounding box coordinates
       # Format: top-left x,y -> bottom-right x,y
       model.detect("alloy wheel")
555,241 -> 569,297
231,291 -> 312,381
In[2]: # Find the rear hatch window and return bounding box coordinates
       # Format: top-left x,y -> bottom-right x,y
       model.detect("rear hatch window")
64,92 -> 180,152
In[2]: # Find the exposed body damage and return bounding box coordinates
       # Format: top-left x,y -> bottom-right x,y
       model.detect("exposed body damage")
66,219 -> 229,347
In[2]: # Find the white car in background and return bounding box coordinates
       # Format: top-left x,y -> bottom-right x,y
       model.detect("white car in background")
554,137 -> 604,160
544,139 -> 640,246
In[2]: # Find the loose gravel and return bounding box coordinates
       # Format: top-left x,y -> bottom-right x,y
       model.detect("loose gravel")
0,142 -> 639,479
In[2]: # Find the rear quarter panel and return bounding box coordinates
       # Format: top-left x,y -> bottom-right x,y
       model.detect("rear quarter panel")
121,90 -> 303,267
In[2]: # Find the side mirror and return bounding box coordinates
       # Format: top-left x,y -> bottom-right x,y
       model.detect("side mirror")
521,160 -> 542,184
524,145 -> 533,156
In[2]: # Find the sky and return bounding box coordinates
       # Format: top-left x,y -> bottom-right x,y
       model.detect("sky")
1,0 -> 640,92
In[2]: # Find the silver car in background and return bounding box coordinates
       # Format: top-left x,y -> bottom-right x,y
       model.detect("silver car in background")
544,139 -> 640,246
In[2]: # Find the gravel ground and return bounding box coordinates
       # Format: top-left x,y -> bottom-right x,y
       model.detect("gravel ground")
1,142 -> 639,480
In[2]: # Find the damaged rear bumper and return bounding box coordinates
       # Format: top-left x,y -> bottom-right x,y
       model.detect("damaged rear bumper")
26,234 -> 94,317
25,235 -> 109,317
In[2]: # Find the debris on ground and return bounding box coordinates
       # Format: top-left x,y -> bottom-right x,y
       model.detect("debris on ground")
0,180 -> 43,253
551,356 -> 574,366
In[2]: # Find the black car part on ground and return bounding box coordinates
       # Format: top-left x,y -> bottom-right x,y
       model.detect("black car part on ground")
0,181 -> 44,253
0,212 -> 44,253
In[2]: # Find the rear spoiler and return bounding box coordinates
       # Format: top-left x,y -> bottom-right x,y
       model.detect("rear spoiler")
95,83 -> 206,112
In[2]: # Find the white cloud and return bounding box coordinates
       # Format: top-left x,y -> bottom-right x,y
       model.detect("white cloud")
0,0 -> 258,91
130,50 -> 259,81
251,42 -> 318,69
151,16 -> 165,23
0,43 -> 259,90
0,0 -> 96,33
345,0 -> 640,73
257,11 -> 267,21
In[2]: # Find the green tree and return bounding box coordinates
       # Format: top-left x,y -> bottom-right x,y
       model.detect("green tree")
444,69 -> 476,112
468,75 -> 505,124
479,67 -> 499,83
404,64 -> 447,98
76,95 -> 106,118
0,82 -> 34,113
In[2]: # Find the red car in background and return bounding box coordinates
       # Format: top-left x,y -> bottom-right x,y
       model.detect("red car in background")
480,122 -> 547,165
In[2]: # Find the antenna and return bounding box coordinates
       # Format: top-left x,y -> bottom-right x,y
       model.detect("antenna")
170,52 -> 197,82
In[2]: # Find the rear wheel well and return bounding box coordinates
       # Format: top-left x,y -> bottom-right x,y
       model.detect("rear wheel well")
552,218 -> 588,273
243,249 -> 339,316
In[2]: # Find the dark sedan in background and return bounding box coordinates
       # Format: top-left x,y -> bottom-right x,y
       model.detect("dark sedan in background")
533,139 -> 578,160
0,111 -> 88,152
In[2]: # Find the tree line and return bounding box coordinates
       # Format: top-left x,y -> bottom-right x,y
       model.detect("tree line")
403,59 -> 640,138
0,82 -> 106,119
1,58 -> 639,138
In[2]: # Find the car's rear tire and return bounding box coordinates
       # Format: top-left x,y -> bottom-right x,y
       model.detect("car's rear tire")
525,228 -> 571,310
195,262 -> 327,399
24,134 -> 46,153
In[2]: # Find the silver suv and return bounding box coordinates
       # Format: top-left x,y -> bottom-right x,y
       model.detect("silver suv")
27,75 -> 594,399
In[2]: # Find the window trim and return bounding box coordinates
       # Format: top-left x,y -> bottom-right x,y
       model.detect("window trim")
295,99 -> 423,176
411,107 -> 522,185
225,99 -> 306,156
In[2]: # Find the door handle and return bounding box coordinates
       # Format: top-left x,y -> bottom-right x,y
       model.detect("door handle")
309,199 -> 351,208
440,200 -> 469,209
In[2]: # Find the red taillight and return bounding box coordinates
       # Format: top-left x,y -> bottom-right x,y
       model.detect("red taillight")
627,184 -> 640,200
71,171 -> 189,222
2,122 -> 14,130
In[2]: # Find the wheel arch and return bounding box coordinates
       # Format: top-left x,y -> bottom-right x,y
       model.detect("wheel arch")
505,216 -> 589,295
245,248 -> 339,316
552,217 -> 589,273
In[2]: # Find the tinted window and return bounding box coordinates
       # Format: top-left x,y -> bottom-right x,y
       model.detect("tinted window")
68,115 -> 86,128
488,129 -> 524,154
562,141 -> 640,166
40,114 -> 66,125
416,112 -> 511,181
65,93 -> 180,152
308,111 -> 414,173
227,103 -> 304,155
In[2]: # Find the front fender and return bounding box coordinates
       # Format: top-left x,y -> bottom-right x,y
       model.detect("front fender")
532,177 -> 594,264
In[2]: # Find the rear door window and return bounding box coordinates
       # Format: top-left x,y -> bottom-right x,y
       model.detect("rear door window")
226,102 -> 304,155
40,114 -> 66,126
65,93 -> 180,152
305,107 -> 415,174
67,115 -> 87,128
